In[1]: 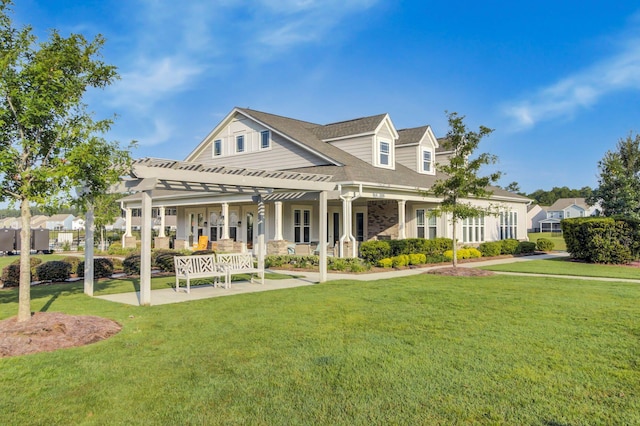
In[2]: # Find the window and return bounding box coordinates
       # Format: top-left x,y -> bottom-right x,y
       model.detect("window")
379,141 -> 390,166
260,130 -> 270,149
499,211 -> 517,240
236,135 -> 245,153
462,215 -> 484,243
294,208 -> 311,243
213,139 -> 222,156
422,149 -> 433,173
416,209 -> 437,238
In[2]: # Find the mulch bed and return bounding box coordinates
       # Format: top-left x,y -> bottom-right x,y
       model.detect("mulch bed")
0,312 -> 121,358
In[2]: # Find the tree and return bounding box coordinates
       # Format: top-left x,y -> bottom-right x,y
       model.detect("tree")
89,193 -> 123,251
504,181 -> 521,194
430,111 -> 501,267
588,133 -> 640,219
0,0 -> 132,322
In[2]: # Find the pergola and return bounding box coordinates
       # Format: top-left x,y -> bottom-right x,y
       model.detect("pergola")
84,158 -> 336,305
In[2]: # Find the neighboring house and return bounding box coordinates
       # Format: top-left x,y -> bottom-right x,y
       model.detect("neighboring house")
46,214 -> 75,231
0,217 -> 20,229
72,217 -> 85,230
526,204 -> 548,233
119,107 -> 530,256
105,217 -> 125,231
30,215 -> 49,229
537,198 -> 598,232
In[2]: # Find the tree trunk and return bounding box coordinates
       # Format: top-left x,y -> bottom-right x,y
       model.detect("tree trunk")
451,217 -> 458,268
18,198 -> 32,322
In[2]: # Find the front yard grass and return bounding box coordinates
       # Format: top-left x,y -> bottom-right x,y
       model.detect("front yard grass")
481,257 -> 640,280
1,274 -> 639,424
528,232 -> 567,251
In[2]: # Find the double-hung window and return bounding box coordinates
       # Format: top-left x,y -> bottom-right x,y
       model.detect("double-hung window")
422,149 -> 433,173
236,135 -> 245,153
462,215 -> 485,243
379,141 -> 390,166
416,209 -> 437,238
260,130 -> 270,149
499,211 -> 517,240
294,208 -> 311,243
213,139 -> 222,156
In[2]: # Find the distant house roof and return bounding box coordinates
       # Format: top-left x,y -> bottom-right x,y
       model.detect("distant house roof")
548,198 -> 589,211
49,213 -> 74,222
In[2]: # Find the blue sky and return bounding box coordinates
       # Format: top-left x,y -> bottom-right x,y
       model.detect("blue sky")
15,0 -> 640,194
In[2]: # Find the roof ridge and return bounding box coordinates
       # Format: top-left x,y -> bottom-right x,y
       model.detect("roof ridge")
237,107 -> 321,128
322,112 -> 387,127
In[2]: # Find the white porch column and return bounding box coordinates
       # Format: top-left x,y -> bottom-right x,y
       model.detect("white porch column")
339,195 -> 352,258
221,202 -> 229,240
256,196 -> 266,285
397,200 -> 406,239
158,206 -> 166,238
140,190 -> 152,306
84,203 -> 95,297
125,207 -> 132,237
319,191 -> 328,283
274,201 -> 283,240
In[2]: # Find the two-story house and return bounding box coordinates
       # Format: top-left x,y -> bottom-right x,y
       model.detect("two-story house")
537,198 -> 599,232
119,107 -> 530,257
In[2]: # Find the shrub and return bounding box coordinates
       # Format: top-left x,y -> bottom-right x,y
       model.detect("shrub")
35,261 -> 71,282
391,254 -> 409,268
359,240 -> 391,263
347,261 -> 369,273
443,249 -> 474,260
562,217 -> 635,264
478,241 -> 502,257
466,248 -> 482,258
536,238 -> 555,252
123,254 -> 141,275
62,256 -> 82,274
377,258 -> 393,268
1,257 -> 43,287
192,250 -> 216,256
77,258 -> 115,278
328,258 -> 348,271
500,239 -> 520,255
408,253 -> 427,265
517,241 -> 536,254
152,249 -> 182,272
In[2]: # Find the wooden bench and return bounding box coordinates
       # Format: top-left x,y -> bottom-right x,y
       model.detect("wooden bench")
174,254 -> 228,293
216,253 -> 264,285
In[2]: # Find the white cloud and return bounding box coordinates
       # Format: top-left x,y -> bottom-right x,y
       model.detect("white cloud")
503,34 -> 640,130
136,118 -> 174,147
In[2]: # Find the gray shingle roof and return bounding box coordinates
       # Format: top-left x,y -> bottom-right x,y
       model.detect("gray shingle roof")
232,108 -> 529,201
310,114 -> 387,140
548,198 -> 588,211
397,126 -> 430,146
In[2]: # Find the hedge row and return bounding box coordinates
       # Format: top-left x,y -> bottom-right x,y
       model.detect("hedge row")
0,256 -> 118,287
562,217 -> 640,264
264,255 -> 370,273
360,238 -> 453,263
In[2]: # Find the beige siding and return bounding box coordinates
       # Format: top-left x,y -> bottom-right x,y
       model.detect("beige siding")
330,135 -> 373,164
190,118 -> 329,170
396,145 -> 417,171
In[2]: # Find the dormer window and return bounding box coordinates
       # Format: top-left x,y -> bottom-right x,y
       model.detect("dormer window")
422,148 -> 433,173
379,141 -> 390,166
236,135 -> 245,153
213,139 -> 222,156
261,130 -> 270,149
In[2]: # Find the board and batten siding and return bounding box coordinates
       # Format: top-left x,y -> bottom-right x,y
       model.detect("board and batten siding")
190,118 -> 329,170
329,135 -> 373,164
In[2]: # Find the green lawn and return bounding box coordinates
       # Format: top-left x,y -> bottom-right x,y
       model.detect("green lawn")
482,257 -> 640,280
1,274 -> 639,424
0,253 -> 66,269
528,232 -> 566,251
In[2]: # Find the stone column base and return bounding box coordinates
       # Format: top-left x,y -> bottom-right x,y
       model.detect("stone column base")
123,236 -> 138,249
154,236 -> 170,250
217,239 -> 237,253
336,240 -> 359,258
267,240 -> 289,255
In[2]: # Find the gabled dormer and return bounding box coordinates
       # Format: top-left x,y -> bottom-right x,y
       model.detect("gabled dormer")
396,125 -> 439,175
311,113 -> 399,170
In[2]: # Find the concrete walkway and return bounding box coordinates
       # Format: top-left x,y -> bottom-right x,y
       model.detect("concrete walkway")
95,252 -> 637,306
